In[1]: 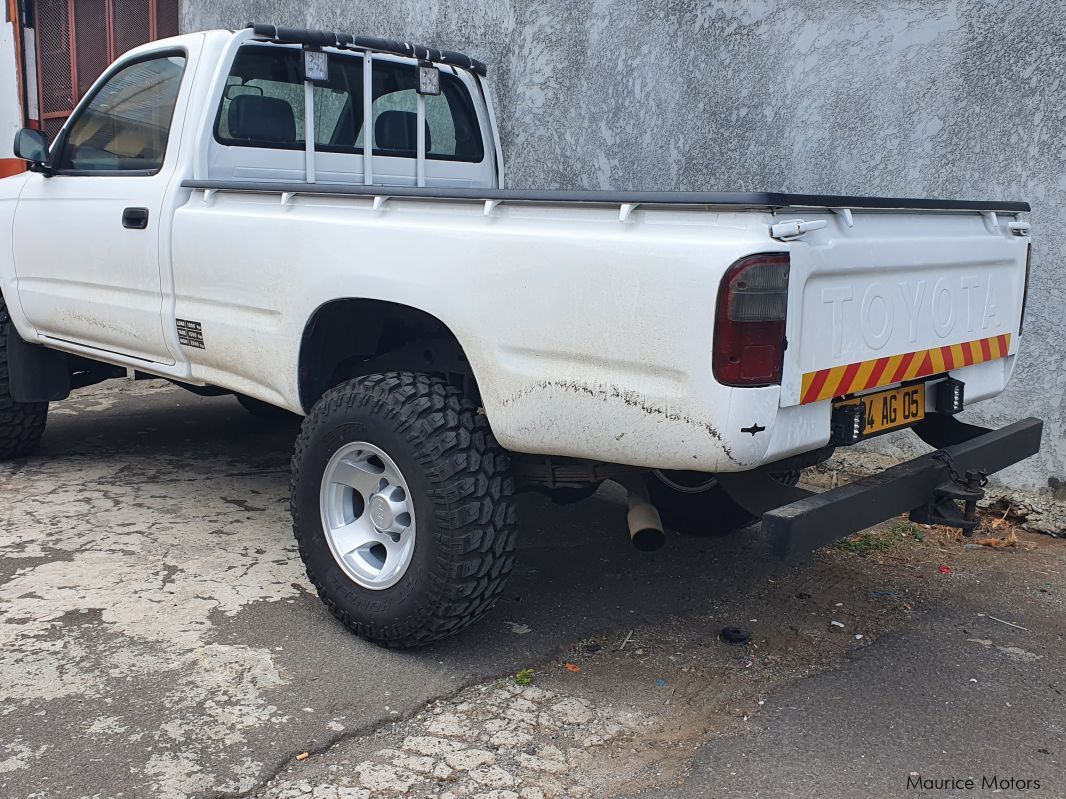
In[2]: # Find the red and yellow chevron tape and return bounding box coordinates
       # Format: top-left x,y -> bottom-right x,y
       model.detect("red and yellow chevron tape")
800,333 -> 1011,405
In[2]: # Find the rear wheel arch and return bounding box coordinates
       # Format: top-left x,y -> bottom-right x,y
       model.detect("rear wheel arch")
297,298 -> 486,413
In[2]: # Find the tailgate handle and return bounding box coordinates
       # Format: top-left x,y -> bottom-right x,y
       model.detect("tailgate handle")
770,218 -> 827,241
122,207 -> 149,229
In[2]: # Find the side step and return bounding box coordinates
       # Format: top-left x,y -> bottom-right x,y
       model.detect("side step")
762,417 -> 1043,560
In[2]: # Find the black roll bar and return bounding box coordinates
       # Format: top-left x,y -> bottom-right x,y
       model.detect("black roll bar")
247,23 -> 489,77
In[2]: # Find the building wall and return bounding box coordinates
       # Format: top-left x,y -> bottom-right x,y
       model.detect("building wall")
182,0 -> 1066,495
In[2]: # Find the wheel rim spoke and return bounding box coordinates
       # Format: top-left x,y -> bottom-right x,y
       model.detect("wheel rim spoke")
380,531 -> 407,560
378,531 -> 415,579
330,455 -> 385,497
328,520 -> 379,556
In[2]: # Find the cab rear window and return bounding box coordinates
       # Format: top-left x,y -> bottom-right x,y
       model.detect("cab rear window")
214,46 -> 484,163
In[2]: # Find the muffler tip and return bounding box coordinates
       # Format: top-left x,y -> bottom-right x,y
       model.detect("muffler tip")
621,477 -> 667,552
630,526 -> 666,552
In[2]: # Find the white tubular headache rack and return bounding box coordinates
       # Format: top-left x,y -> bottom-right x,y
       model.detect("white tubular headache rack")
416,91 -> 426,188
249,24 -> 492,192
363,51 -> 373,185
303,79 -> 316,183
300,44 -> 426,188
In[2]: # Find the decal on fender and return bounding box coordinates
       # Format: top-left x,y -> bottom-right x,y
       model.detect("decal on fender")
176,319 -> 205,349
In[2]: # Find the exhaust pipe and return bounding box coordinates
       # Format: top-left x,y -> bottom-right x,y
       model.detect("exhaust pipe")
620,477 -> 666,552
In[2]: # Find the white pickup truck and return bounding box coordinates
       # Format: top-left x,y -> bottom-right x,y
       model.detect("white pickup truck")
0,25 -> 1042,646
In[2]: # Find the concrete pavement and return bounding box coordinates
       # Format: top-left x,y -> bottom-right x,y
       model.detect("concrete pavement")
0,380 -> 1061,798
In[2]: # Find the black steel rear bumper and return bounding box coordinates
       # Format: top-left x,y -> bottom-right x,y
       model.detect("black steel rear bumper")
763,417 -> 1043,560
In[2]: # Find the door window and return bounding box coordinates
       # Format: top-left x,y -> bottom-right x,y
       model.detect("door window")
55,53 -> 186,173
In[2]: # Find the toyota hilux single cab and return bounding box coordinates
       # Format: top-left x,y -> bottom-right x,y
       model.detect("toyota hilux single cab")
0,25 -> 1041,646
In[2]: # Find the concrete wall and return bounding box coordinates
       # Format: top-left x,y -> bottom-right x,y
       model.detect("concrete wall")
183,0 -> 1066,496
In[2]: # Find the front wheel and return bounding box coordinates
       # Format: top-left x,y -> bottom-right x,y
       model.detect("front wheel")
644,469 -> 800,537
290,372 -> 517,647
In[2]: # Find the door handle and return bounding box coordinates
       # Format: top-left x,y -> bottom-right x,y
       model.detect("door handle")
122,207 -> 149,229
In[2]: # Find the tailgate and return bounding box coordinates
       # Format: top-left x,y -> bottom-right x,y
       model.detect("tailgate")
781,209 -> 1029,407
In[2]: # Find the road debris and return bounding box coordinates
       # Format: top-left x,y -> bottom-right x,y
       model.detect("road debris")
618,630 -> 634,650
975,530 -> 1019,549
506,621 -> 532,634
564,663 -> 581,673
718,627 -> 751,645
938,565 -> 953,574
979,614 -> 1029,631
295,752 -> 309,761
830,621 -> 845,629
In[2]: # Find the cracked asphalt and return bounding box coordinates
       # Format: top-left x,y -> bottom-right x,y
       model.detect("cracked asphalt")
1,380 -> 1063,799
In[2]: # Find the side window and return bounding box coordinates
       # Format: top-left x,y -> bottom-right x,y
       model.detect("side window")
215,46 -> 484,163
57,54 -> 186,173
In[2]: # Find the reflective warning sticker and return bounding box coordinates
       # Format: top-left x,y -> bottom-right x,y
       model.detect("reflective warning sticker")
800,333 -> 1011,405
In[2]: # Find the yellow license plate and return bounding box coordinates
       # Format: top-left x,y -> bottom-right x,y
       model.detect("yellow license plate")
838,383 -> 926,437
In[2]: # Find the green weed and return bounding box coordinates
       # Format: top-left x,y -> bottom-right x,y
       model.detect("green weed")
834,520 -> 924,557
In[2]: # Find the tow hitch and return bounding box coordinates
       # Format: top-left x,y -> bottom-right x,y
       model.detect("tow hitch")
910,453 -> 988,536
728,416 -> 1042,560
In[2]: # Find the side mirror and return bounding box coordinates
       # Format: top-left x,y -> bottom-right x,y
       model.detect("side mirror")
13,128 -> 49,166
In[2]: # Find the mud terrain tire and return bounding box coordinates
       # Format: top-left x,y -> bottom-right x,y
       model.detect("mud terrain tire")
291,372 -> 517,647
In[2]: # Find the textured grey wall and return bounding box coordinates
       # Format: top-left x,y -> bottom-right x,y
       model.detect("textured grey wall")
183,1 -> 1065,495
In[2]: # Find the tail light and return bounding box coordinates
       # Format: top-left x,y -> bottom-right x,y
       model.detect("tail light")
713,253 -> 790,386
